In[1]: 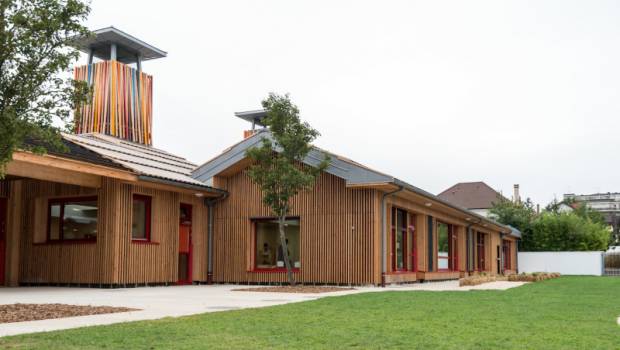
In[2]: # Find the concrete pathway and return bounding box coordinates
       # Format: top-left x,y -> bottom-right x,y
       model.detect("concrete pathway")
0,281 -> 525,337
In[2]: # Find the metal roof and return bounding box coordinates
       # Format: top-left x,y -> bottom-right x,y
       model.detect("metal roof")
234,110 -> 268,127
192,130 -> 515,235
72,27 -> 167,63
63,133 -> 216,190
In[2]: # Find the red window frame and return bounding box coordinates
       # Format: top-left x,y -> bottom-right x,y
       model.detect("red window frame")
251,216 -> 301,273
47,196 -> 98,243
409,214 -> 417,272
437,222 -> 458,272
131,194 -> 152,242
476,232 -> 486,271
502,240 -> 511,271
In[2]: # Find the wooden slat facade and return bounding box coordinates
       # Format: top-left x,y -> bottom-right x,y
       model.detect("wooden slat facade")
0,164 -> 517,287
212,167 -> 517,286
0,177 -> 210,286
212,170 -> 380,285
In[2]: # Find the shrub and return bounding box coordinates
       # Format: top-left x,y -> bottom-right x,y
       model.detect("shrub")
507,272 -> 560,282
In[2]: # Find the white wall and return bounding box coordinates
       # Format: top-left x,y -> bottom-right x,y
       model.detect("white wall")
518,252 -> 604,276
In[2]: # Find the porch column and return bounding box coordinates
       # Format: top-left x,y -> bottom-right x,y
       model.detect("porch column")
6,180 -> 22,286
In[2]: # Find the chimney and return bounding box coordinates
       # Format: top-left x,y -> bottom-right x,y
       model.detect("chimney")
513,184 -> 521,203
243,130 -> 256,139
72,27 -> 167,145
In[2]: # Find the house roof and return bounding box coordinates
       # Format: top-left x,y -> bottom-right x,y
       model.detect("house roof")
61,133 -> 221,191
437,182 -> 506,210
192,130 -> 516,236
25,137 -> 126,171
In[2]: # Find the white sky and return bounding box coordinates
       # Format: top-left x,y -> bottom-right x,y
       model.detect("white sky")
85,0 -> 620,206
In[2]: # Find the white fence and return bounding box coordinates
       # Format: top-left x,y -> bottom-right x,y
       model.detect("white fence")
518,251 -> 604,276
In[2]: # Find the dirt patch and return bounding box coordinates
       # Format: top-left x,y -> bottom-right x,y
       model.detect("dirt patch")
233,286 -> 354,294
0,304 -> 138,324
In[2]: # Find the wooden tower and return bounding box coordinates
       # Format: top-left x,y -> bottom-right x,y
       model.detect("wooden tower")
72,27 -> 167,145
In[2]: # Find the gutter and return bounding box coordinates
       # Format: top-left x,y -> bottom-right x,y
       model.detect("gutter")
381,186 -> 404,287
392,178 -> 510,233
204,192 -> 229,284
137,175 -> 227,195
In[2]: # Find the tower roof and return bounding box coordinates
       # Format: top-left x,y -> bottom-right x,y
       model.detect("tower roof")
235,110 -> 268,127
72,26 -> 167,63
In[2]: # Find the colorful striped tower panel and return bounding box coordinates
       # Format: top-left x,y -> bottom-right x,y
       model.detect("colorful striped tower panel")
74,61 -> 153,145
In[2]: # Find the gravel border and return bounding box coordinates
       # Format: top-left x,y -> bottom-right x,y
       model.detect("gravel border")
0,304 -> 138,324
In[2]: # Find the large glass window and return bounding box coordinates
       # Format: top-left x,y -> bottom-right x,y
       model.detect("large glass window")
132,195 -> 151,241
437,222 -> 450,270
437,222 -> 457,271
47,197 -> 98,242
502,240 -> 511,271
254,218 -> 300,270
476,232 -> 486,271
392,208 -> 407,271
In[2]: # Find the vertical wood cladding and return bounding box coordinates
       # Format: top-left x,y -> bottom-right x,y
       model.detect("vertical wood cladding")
11,178 -> 209,285
212,171 -> 379,285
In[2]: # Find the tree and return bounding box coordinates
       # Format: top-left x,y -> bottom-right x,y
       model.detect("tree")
529,212 -> 610,251
489,198 -> 537,250
246,93 -> 329,285
0,0 -> 91,177
491,198 -> 611,251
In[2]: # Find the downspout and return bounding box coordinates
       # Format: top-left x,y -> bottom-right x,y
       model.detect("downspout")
381,185 -> 404,287
204,192 -> 228,284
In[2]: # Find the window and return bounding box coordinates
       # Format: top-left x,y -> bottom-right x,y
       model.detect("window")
47,197 -> 98,242
437,222 -> 457,271
391,208 -> 416,272
476,232 -> 486,271
437,222 -> 449,270
254,218 -> 300,270
502,240 -> 511,271
132,195 -> 151,241
392,208 -> 407,271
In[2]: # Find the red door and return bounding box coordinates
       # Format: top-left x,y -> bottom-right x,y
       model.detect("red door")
178,204 -> 192,284
0,198 -> 7,286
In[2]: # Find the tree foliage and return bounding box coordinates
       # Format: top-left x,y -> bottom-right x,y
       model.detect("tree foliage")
245,93 -> 329,284
491,198 -> 611,251
0,0 -> 91,177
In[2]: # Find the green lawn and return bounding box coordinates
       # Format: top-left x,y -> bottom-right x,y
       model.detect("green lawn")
1,277 -> 619,349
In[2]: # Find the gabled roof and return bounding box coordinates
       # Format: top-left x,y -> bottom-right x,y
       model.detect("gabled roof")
438,182 -> 506,210
192,129 -> 393,186
192,130 -> 516,236
62,133 -> 218,190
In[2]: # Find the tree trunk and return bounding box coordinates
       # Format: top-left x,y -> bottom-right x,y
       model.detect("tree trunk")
278,215 -> 295,286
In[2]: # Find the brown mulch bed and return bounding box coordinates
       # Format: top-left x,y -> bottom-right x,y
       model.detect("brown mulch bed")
233,286 -> 355,294
0,303 -> 139,324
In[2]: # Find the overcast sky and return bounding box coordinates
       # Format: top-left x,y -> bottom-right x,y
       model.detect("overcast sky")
85,0 -> 620,206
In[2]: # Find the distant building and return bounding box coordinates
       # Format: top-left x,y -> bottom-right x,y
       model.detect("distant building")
438,182 -> 511,218
563,192 -> 620,243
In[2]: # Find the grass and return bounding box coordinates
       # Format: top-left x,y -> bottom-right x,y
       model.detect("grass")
1,276 -> 619,349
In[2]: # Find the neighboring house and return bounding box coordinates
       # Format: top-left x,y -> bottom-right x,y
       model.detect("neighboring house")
0,27 -> 519,287
564,192 -> 620,243
437,182 -> 508,218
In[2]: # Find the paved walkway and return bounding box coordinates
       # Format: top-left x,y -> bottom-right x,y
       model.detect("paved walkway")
0,281 -> 525,337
